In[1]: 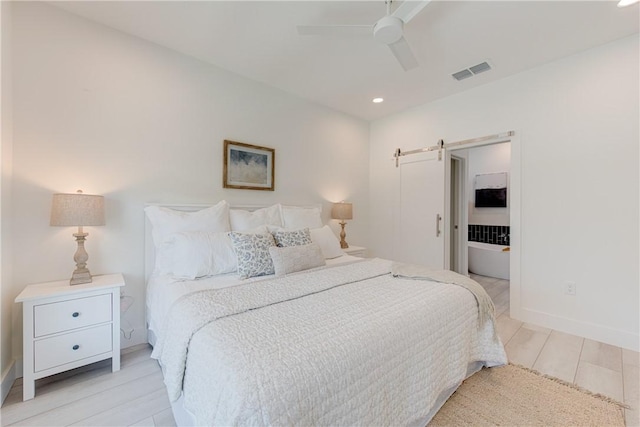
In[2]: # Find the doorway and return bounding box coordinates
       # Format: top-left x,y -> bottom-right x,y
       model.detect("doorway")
393,131 -> 520,318
446,141 -> 512,280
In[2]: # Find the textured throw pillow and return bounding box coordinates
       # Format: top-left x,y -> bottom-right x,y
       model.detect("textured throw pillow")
145,201 -> 231,275
280,205 -> 323,229
272,228 -> 312,247
229,204 -> 283,231
229,232 -> 277,279
310,225 -> 345,259
269,243 -> 326,276
166,231 -> 237,279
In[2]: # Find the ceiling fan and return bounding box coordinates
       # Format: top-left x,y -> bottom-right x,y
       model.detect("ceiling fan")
297,0 -> 431,71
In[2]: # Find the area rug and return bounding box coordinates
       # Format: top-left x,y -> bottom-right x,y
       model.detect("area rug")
429,364 -> 626,426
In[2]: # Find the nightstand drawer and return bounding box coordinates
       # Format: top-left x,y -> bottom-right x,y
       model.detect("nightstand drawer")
34,324 -> 112,372
34,294 -> 112,337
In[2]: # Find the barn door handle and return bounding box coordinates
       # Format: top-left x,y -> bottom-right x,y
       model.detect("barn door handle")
436,214 -> 442,237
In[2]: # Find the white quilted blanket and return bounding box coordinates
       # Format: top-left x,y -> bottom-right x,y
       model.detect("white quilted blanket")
152,258 -> 507,426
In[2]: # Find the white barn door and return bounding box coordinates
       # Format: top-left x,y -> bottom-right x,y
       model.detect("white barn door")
395,150 -> 446,269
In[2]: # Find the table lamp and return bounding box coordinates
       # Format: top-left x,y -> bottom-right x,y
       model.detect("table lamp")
50,190 -> 105,285
331,202 -> 353,249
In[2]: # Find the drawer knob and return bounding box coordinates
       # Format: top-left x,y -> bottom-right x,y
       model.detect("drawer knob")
72,345 -> 80,350
72,312 -> 79,318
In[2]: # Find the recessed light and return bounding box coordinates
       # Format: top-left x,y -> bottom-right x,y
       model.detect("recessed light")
372,97 -> 384,103
618,0 -> 638,7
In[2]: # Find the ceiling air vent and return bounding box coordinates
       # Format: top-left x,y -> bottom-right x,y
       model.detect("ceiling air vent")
452,61 -> 493,81
452,69 -> 473,81
469,61 -> 491,75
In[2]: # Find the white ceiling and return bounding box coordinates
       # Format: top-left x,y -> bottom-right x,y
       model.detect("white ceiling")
50,1 -> 639,121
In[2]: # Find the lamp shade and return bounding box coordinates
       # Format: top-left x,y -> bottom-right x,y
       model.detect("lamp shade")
50,192 -> 105,227
331,202 -> 353,221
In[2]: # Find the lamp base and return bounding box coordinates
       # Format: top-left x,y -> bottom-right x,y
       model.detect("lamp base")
339,221 -> 349,249
70,268 -> 92,286
70,230 -> 93,285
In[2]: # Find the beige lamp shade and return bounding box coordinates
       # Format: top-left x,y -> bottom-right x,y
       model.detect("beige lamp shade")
331,202 -> 353,221
50,190 -> 105,285
50,192 -> 105,226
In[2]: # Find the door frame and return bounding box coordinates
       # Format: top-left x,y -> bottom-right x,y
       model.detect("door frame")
443,133 -> 521,319
448,154 -> 467,275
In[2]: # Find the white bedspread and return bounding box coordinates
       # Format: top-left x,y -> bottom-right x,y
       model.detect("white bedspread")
146,254 -> 362,341
152,258 -> 507,426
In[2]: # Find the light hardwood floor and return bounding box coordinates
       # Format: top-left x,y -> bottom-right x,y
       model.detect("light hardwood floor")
471,273 -> 640,427
1,274 -> 638,426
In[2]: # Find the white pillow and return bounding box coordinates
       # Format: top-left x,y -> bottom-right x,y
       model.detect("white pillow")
144,201 -> 231,275
281,205 -> 323,229
230,204 -> 283,231
166,231 -> 237,279
269,243 -> 326,276
310,225 -> 345,259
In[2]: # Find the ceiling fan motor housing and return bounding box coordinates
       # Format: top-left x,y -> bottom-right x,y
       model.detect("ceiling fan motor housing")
373,16 -> 404,44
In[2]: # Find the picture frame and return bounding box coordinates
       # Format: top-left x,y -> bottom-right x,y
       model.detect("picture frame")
223,140 -> 275,191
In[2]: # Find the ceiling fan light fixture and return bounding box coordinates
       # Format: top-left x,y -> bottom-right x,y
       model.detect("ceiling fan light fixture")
617,0 -> 639,7
373,16 -> 404,44
296,0 -> 431,72
372,97 -> 384,103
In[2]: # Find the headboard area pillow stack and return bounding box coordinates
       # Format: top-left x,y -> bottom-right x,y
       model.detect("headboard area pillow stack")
144,202 -> 345,281
144,200 -> 231,276
280,205 -> 323,229
229,204 -> 283,231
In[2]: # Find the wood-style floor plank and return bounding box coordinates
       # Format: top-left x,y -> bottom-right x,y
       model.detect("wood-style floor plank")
153,408 -> 177,427
574,360 -> 624,402
71,388 -> 170,426
8,371 -> 164,426
623,348 -> 640,367
581,338 -> 623,372
504,324 -> 550,368
2,358 -> 160,426
532,330 -> 584,383
494,313 -> 522,345
128,416 -> 155,427
492,289 -> 510,317
624,363 -> 640,427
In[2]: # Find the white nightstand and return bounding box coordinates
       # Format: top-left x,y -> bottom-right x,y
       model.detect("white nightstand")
343,245 -> 366,257
15,273 -> 125,401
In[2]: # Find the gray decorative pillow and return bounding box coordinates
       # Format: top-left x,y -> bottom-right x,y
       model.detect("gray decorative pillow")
269,243 -> 326,276
229,232 -> 276,279
271,228 -> 312,247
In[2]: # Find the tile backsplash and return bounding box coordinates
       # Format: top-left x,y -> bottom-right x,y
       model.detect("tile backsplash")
468,224 -> 510,246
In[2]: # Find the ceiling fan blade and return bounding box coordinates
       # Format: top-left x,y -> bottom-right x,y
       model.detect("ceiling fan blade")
388,36 -> 419,71
297,25 -> 372,37
392,0 -> 432,24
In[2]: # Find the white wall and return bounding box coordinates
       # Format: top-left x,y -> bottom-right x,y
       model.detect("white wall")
370,35 -> 639,350
1,0 -> 15,401
9,2 -> 370,358
465,143 -> 511,226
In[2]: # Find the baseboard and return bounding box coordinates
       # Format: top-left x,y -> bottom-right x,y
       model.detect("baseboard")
1,359 -> 16,404
518,307 -> 639,351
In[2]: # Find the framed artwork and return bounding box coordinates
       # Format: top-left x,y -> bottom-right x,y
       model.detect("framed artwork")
223,140 -> 275,191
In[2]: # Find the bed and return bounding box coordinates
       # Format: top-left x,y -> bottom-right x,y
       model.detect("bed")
144,201 -> 507,426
